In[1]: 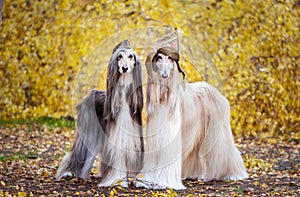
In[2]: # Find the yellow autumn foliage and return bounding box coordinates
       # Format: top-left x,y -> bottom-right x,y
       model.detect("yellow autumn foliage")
0,0 -> 299,137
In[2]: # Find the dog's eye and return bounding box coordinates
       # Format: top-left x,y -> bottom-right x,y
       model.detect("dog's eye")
157,55 -> 162,60
128,54 -> 133,59
168,56 -> 173,61
117,54 -> 123,60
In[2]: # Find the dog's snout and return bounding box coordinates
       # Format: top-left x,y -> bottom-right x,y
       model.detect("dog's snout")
162,72 -> 168,78
122,66 -> 128,72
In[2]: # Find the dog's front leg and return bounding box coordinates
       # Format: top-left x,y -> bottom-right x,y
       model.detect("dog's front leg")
136,105 -> 186,190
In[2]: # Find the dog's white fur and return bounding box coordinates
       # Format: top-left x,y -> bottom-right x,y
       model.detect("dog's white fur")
56,41 -> 144,188
137,47 -> 248,190
98,70 -> 143,187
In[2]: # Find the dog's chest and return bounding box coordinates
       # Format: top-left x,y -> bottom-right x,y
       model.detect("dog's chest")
114,74 -> 134,105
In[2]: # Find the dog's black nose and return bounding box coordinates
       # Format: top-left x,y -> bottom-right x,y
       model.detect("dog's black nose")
162,73 -> 168,78
122,66 -> 128,72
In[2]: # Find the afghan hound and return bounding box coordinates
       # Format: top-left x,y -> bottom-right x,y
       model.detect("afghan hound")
56,40 -> 144,187
136,47 -> 248,190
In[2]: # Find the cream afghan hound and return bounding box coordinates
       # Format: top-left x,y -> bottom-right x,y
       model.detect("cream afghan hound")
136,47 -> 248,190
56,40 -> 144,187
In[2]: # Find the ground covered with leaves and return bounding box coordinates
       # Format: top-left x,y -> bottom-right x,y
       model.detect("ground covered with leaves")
0,123 -> 299,196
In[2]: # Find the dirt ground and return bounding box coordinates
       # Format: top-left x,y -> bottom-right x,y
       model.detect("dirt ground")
0,125 -> 299,196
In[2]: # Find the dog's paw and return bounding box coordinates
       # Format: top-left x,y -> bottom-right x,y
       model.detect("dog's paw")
134,179 -> 169,190
56,171 -> 74,181
62,171 -> 73,177
98,178 -> 128,188
134,180 -> 148,188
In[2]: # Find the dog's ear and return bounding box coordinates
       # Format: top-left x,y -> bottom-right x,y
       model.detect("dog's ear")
171,52 -> 186,88
175,61 -> 186,81
145,50 -> 157,81
133,52 -> 142,90
104,55 -> 120,119
151,53 -> 160,73
130,52 -> 143,119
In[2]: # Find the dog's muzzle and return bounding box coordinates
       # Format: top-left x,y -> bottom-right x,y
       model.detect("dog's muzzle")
122,65 -> 128,73
162,73 -> 168,78
161,71 -> 168,78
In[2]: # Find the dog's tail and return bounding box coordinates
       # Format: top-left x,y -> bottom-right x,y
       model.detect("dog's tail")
56,90 -> 106,180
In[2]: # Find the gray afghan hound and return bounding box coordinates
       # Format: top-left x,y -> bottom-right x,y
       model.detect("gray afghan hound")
136,46 -> 248,190
56,40 -> 144,187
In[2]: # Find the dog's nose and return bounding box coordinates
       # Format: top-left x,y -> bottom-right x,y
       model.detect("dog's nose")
122,66 -> 128,72
162,73 -> 168,78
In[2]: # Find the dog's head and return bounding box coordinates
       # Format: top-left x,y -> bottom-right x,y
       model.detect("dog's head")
114,49 -> 136,74
110,40 -> 139,75
151,47 -> 185,80
107,40 -> 142,88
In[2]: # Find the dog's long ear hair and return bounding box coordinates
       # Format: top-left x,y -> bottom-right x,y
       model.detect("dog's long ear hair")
129,51 -> 143,125
103,52 -> 121,120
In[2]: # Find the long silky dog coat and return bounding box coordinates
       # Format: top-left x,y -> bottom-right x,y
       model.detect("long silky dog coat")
56,40 -> 144,187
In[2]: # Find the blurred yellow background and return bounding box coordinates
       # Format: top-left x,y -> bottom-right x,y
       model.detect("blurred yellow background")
0,0 -> 299,138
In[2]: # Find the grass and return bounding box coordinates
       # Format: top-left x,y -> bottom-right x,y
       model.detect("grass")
0,117 -> 75,131
0,149 -> 38,162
